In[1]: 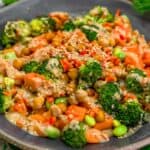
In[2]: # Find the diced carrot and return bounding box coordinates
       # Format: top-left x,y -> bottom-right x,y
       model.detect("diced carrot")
66,105 -> 86,121
71,59 -> 84,68
13,102 -> 27,116
105,73 -> 117,82
28,114 -> 45,123
124,52 -> 143,68
80,50 -> 88,56
126,44 -> 140,56
49,116 -> 56,125
16,120 -> 24,128
94,117 -> 113,130
87,107 -> 100,117
115,9 -> 121,17
24,73 -> 44,91
143,50 -> 150,66
3,88 -> 17,97
85,128 -> 102,143
60,58 -> 72,72
144,68 -> 150,77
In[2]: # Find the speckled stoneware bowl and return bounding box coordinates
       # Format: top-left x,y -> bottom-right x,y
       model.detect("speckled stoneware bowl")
0,0 -> 150,149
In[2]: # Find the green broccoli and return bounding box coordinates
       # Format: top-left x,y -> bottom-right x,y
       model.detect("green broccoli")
0,32 -> 15,48
89,6 -> 103,16
97,82 -> 121,115
22,61 -> 39,73
1,20 -> 31,47
79,60 -> 102,87
63,21 -> 76,31
30,17 -> 56,36
36,60 -> 53,79
125,68 -> 145,94
130,68 -> 146,77
116,101 -> 144,126
0,89 -> 12,113
62,121 -> 87,148
81,25 -> 98,41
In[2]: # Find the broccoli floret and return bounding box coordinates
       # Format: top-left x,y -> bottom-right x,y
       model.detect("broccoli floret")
130,68 -> 146,77
63,21 -> 76,31
126,68 -> 145,94
89,6 -> 103,16
97,82 -> 120,100
1,20 -> 31,47
4,51 -> 16,60
116,101 -> 144,126
97,82 -> 121,115
62,121 -> 87,148
40,17 -> 56,30
30,17 -> 56,36
126,77 -> 143,93
79,60 -> 102,87
0,89 -> 12,113
36,60 -> 53,79
0,32 -> 15,48
22,61 -> 39,73
6,21 -> 31,38
81,25 -> 99,41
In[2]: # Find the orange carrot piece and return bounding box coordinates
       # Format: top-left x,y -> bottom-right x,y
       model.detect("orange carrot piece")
124,52 -> 143,68
85,128 -> 102,143
94,117 -> 113,130
66,105 -> 86,121
143,50 -> 150,66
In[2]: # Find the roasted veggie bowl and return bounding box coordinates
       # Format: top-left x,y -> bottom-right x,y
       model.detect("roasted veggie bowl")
0,5 -> 150,148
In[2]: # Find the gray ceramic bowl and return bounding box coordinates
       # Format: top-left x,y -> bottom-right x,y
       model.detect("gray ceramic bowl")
0,0 -> 150,149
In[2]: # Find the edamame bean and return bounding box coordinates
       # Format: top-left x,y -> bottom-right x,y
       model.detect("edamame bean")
55,97 -> 67,105
113,119 -> 121,127
85,115 -> 96,127
113,47 -> 126,60
113,125 -> 127,137
45,126 -> 60,139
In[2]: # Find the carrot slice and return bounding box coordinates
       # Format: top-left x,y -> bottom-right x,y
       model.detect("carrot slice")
94,117 -> 113,130
124,52 -> 143,68
143,50 -> 150,66
85,128 -> 102,143
66,105 -> 86,121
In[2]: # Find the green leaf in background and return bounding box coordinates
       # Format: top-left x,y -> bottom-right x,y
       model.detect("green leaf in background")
2,0 -> 18,5
140,145 -> 150,150
2,143 -> 21,150
133,0 -> 150,14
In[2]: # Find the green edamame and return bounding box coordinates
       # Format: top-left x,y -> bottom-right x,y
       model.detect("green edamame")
85,115 -> 96,127
113,125 -> 127,137
113,47 -> 126,60
54,97 -> 67,105
45,126 -> 60,139
113,119 -> 121,127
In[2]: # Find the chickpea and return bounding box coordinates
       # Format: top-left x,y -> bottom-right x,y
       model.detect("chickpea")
33,96 -> 45,109
57,103 -> 67,113
95,110 -> 105,122
68,68 -> 78,80
61,74 -> 69,83
13,59 -> 24,70
67,81 -> 76,94
21,48 -> 31,55
50,104 -> 62,117
68,94 -> 78,105
75,89 -> 88,102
